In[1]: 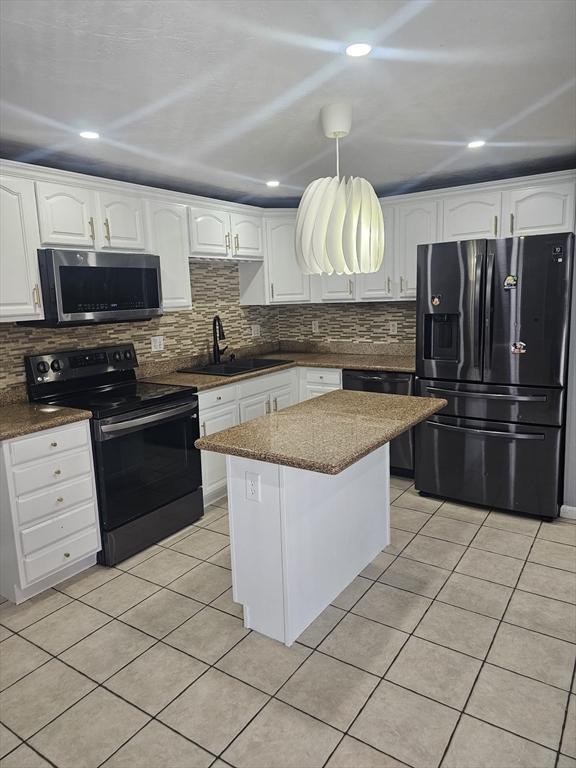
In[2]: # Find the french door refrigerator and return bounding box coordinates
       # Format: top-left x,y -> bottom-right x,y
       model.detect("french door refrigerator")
415,232 -> 573,518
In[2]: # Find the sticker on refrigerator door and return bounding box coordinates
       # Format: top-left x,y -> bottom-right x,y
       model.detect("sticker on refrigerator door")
511,341 -> 526,354
432,294 -> 442,306
503,275 -> 517,290
553,245 -> 563,262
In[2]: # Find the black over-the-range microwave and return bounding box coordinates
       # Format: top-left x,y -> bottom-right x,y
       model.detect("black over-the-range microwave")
19,249 -> 163,327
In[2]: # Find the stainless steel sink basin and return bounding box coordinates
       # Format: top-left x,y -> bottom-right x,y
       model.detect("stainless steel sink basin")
177,358 -> 293,377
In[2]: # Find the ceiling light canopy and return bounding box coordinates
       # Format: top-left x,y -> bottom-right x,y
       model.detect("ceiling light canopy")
295,104 -> 384,276
467,139 -> 486,149
79,131 -> 100,140
345,42 -> 372,57
266,180 -> 280,187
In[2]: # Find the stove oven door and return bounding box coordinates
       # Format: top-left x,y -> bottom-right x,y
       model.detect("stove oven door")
93,399 -> 202,533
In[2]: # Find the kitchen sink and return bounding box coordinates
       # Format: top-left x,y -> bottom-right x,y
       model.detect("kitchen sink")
177,358 -> 293,377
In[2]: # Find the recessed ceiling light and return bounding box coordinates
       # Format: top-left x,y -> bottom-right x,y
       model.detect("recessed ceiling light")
345,43 -> 372,58
266,180 -> 280,187
467,140 -> 486,149
79,131 -> 100,140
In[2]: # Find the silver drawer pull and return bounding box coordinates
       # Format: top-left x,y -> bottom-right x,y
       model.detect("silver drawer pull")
63,552 -> 70,558
56,496 -> 64,503
319,375 -> 324,380
216,396 -> 222,401
50,441 -> 58,447
54,469 -> 62,476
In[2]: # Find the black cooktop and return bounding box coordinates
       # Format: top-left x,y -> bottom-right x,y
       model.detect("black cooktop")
45,381 -> 196,419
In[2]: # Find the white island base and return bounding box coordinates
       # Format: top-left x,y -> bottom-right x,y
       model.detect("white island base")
226,443 -> 390,646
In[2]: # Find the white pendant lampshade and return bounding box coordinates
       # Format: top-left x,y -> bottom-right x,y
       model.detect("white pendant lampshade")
295,104 -> 384,275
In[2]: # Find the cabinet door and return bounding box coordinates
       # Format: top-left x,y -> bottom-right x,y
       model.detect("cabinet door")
270,384 -> 295,412
199,403 -> 238,501
238,392 -> 270,423
188,207 -> 230,256
442,191 -> 502,241
230,213 -> 263,260
320,273 -> 356,301
267,216 -> 311,303
503,183 -> 575,236
357,205 -> 395,300
96,192 -> 147,250
36,182 -> 96,247
397,200 -> 438,298
146,200 -> 192,310
0,177 -> 44,321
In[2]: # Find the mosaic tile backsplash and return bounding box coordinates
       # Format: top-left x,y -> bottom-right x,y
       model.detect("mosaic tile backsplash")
0,261 -> 416,397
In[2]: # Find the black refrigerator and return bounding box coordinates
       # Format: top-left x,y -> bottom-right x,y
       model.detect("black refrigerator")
415,232 -> 573,518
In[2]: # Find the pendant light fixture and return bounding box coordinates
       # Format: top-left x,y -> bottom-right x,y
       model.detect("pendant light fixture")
295,104 -> 384,275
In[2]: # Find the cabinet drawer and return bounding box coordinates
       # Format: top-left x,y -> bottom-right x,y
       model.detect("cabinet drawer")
13,450 -> 92,497
16,476 -> 94,527
10,423 -> 88,466
238,370 -> 295,398
23,527 -> 99,584
305,368 -> 341,386
20,502 -> 98,556
198,385 -> 237,411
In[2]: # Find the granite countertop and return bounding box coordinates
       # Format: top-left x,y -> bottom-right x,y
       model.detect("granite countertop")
195,389 -> 446,474
144,351 -> 415,392
0,403 -> 92,442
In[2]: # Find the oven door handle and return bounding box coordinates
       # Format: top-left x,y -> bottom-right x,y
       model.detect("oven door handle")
98,402 -> 198,440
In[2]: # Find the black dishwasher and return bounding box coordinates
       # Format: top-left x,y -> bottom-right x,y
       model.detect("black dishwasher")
342,370 -> 415,474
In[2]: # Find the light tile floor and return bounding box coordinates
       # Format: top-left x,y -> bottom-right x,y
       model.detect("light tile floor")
1,485 -> 575,768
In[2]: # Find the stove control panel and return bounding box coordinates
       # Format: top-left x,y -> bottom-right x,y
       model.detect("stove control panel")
25,344 -> 138,384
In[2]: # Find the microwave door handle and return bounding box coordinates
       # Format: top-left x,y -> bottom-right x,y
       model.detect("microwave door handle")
98,402 -> 198,440
425,387 -> 547,402
429,422 -> 545,440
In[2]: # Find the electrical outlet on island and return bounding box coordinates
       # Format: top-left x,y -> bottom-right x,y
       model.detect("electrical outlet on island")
151,335 -> 164,352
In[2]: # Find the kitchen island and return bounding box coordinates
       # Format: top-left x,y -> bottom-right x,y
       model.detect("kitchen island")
196,390 -> 446,645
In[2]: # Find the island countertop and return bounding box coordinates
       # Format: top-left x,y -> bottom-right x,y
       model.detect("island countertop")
195,390 -> 446,474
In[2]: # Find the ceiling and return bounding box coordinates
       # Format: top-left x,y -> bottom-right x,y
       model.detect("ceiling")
1,0 -> 575,206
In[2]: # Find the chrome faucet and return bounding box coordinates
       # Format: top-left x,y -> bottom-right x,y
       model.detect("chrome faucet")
212,315 -> 228,364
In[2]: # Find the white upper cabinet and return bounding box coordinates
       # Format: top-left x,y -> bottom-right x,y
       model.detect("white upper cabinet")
357,205 -> 396,300
188,207 -> 231,257
267,216 -> 310,303
36,182 -> 97,247
319,273 -> 357,301
396,200 -> 438,298
0,176 -> 44,321
146,200 -> 192,310
95,192 -> 147,250
230,213 -> 264,260
442,191 -> 502,241
502,182 -> 575,237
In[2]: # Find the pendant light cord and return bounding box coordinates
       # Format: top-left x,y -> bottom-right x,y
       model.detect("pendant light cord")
336,136 -> 340,179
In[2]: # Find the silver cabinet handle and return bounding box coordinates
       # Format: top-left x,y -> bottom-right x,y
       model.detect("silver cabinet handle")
510,212 -> 515,235
56,496 -> 64,503
32,284 -> 42,308
104,218 -> 111,243
234,233 -> 239,254
225,232 -> 231,252
50,441 -> 58,447
89,216 -> 95,242
54,469 -> 62,476
216,395 -> 222,401
400,276 -> 404,293
272,397 -> 278,411
348,279 -> 353,295
493,215 -> 498,237
201,421 -> 207,437
387,276 -> 391,293
270,283 -> 275,299
265,399 -> 271,414
63,552 -> 70,558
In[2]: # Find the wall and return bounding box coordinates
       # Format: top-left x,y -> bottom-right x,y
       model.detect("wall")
278,301 -> 416,349
0,261 -> 278,397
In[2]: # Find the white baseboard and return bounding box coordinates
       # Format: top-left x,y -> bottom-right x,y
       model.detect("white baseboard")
560,504 -> 576,520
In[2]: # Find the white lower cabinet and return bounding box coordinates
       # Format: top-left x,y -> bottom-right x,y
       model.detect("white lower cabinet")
299,367 -> 342,400
0,421 -> 101,604
198,369 -> 298,504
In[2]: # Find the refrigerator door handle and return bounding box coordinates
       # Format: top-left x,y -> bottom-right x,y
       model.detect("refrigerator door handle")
425,387 -> 547,403
484,249 -> 496,370
428,422 -> 545,440
472,249 -> 485,371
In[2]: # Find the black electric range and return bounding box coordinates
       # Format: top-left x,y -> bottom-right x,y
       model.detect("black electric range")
26,344 -> 204,566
